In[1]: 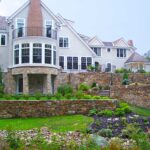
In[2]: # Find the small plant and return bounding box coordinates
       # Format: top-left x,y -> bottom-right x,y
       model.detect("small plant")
78,83 -> 90,91
98,109 -> 114,117
57,84 -> 73,96
75,90 -> 84,99
35,92 -> 42,100
98,128 -> 113,138
122,73 -> 129,85
114,108 -> 125,117
88,108 -> 98,116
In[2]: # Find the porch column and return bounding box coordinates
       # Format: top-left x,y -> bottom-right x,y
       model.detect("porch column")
23,74 -> 29,94
46,74 -> 52,94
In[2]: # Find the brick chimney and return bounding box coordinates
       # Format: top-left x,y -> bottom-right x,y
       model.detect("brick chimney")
27,0 -> 43,36
128,40 -> 134,47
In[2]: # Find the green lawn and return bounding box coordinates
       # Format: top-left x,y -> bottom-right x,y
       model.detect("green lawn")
0,115 -> 93,132
130,105 -> 150,117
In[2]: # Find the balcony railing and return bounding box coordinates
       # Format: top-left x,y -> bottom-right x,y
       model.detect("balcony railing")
12,27 -> 57,40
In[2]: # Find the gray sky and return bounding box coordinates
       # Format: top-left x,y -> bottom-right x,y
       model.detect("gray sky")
0,0 -> 150,55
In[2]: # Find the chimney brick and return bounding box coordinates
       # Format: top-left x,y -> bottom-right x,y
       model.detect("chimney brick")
128,40 -> 134,47
27,0 -> 43,36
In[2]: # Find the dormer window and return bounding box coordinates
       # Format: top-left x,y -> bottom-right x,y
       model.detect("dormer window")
91,47 -> 101,56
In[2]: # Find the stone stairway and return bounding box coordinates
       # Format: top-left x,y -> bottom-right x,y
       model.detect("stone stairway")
99,90 -> 110,96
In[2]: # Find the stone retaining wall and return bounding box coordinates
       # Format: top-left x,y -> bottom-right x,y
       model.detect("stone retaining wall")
56,73 -> 150,90
110,85 -> 150,109
0,100 -> 118,119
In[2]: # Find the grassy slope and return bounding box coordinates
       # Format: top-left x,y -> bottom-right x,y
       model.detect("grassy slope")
130,105 -> 150,117
0,115 -> 93,132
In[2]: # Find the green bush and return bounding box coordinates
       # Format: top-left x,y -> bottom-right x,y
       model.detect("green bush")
98,109 -> 114,117
75,90 -> 84,99
57,84 -> 73,96
115,68 -> 131,73
119,102 -> 132,113
82,94 -> 93,99
114,108 -> 125,117
78,83 -> 90,91
137,69 -> 146,73
88,108 -> 97,116
98,128 -> 113,138
93,96 -> 102,100
35,92 -> 43,100
91,82 -> 97,88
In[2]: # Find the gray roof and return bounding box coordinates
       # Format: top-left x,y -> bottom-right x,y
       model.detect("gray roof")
103,42 -> 113,47
125,52 -> 149,63
0,16 -> 7,30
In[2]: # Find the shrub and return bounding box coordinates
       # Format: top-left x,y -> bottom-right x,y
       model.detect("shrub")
35,92 -> 43,100
122,73 -> 129,85
78,83 -> 90,91
54,93 -> 63,99
119,102 -> 132,114
115,68 -> 131,73
93,96 -> 102,100
83,94 -> 93,99
88,108 -> 98,116
98,109 -> 114,117
75,90 -> 84,99
57,84 -> 73,96
114,108 -> 125,117
98,128 -> 113,138
3,94 -> 12,100
91,82 -> 97,88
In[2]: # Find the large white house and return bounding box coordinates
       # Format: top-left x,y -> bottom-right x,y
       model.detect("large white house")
0,0 -> 149,94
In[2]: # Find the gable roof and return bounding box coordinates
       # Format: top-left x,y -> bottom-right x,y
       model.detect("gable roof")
113,38 -> 129,47
103,42 -> 113,47
88,36 -> 104,46
125,52 -> 149,63
0,16 -> 7,30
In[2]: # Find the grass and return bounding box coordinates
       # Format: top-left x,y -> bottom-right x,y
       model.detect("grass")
0,115 -> 93,132
130,105 -> 150,117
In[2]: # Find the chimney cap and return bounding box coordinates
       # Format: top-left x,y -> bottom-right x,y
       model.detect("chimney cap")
128,40 -> 134,47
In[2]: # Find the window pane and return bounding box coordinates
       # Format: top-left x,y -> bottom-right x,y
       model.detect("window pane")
120,49 -> 123,57
67,57 -> 73,69
22,49 -> 29,63
124,49 -> 126,57
59,56 -> 64,69
73,57 -> 78,69
81,57 -> 86,70
53,51 -> 56,65
64,38 -> 68,47
59,38 -> 63,47
45,49 -> 51,64
117,49 -> 120,57
14,50 -> 19,64
33,49 -> 42,63
87,57 -> 92,66
1,35 -> 6,46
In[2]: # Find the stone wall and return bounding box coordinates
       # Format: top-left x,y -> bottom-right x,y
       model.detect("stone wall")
56,72 -> 150,90
110,85 -> 150,109
0,100 -> 118,118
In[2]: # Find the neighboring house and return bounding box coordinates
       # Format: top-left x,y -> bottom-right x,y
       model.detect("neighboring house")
0,0 -> 149,94
125,52 -> 150,72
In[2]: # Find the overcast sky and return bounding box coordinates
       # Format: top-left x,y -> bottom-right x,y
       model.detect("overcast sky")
0,0 -> 150,55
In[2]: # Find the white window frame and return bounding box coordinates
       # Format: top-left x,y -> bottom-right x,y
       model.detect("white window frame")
117,48 -> 127,58
91,47 -> 101,56
0,34 -> 7,46
59,37 -> 69,48
16,18 -> 25,37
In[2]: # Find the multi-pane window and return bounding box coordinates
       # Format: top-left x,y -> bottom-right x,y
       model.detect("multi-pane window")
22,43 -> 29,63
33,43 -> 42,63
14,44 -> 19,65
0,34 -> 6,46
91,47 -> 101,56
16,18 -> 25,37
59,37 -> 69,48
81,57 -> 92,70
117,49 -> 126,58
59,56 -> 64,69
53,46 -> 56,65
45,20 -> 52,38
67,57 -> 78,70
45,44 -> 52,64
